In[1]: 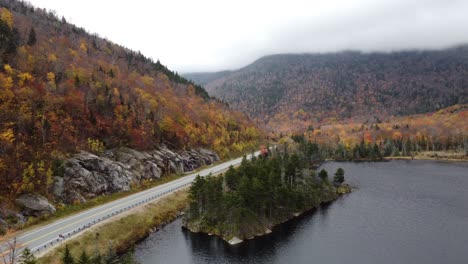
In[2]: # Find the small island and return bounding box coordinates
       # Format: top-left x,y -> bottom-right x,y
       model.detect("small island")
183,143 -> 351,244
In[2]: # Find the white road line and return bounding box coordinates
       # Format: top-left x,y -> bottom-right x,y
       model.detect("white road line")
0,151 -> 261,259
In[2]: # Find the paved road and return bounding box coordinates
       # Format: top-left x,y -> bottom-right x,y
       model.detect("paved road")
0,151 -> 260,260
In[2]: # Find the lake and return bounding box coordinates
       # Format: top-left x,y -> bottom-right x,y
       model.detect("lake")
134,160 -> 468,264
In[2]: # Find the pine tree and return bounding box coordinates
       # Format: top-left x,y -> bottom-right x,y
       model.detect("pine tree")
77,251 -> 91,264
318,169 -> 328,182
61,245 -> 75,264
91,253 -> 102,264
18,247 -> 37,264
104,243 -> 117,264
27,27 -> 36,46
333,168 -> 345,186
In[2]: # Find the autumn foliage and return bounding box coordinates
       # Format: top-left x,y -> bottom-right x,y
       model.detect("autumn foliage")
0,2 -> 262,200
299,104 -> 468,158
193,51 -> 468,133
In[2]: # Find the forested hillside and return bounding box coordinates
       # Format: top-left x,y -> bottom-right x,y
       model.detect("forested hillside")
302,104 -> 467,159
0,0 -> 261,200
189,49 -> 468,132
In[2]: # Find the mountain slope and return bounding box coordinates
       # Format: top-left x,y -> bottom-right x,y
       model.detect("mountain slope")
0,1 -> 261,199
189,49 -> 468,132
183,70 -> 231,86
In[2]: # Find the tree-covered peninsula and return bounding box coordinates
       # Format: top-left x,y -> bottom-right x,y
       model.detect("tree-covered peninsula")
183,143 -> 351,244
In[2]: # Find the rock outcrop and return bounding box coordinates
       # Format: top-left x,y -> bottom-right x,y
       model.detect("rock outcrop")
16,194 -> 56,217
54,146 -> 219,204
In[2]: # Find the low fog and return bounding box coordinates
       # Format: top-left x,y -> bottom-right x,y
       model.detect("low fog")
28,0 -> 468,72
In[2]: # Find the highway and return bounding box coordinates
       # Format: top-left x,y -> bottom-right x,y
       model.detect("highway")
0,151 -> 260,261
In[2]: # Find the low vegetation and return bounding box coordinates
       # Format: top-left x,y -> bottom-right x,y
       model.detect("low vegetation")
37,190 -> 189,264
0,171 -> 191,239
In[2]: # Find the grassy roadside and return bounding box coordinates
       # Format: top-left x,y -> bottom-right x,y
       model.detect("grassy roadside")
35,146 -> 264,263
37,189 -> 189,264
1,172 -> 189,243
1,146 -> 252,242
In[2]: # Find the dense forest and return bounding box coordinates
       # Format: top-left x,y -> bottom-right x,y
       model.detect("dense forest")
186,49 -> 468,132
0,1 -> 262,201
295,105 -> 467,159
184,143 -> 350,242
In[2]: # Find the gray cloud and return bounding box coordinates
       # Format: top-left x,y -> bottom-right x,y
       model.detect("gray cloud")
27,0 -> 468,72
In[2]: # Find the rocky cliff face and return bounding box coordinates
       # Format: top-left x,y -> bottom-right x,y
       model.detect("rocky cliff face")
0,146 -> 218,233
54,146 -> 219,204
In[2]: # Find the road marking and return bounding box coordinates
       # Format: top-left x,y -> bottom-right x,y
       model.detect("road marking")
0,181 -> 190,259
0,151 -> 260,259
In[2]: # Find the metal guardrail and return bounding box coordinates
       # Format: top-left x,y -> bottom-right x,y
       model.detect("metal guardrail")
2,151 -> 261,261
1,181 -> 194,261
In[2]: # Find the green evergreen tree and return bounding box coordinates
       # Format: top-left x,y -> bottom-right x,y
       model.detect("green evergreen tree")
104,243 -> 117,264
333,168 -> 345,186
0,18 -> 19,64
91,253 -> 102,264
373,143 -> 381,159
18,247 -> 37,264
77,251 -> 91,264
61,245 -> 75,264
224,166 -> 238,190
318,169 -> 328,182
27,27 -> 36,46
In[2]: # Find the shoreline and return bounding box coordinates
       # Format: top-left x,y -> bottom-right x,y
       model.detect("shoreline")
35,156 -> 461,262
326,154 -> 467,163
183,184 -> 352,245
384,156 -> 467,162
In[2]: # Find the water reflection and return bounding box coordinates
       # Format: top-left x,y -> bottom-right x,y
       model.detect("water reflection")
135,160 -> 468,264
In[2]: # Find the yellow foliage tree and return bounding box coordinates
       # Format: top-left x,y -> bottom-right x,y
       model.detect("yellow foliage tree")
0,128 -> 15,144
79,42 -> 87,53
0,8 -> 13,28
0,76 -> 14,99
18,72 -> 33,86
3,64 -> 13,75
47,72 -> 56,90
47,53 -> 57,62
20,163 -> 35,194
46,72 -> 55,83
87,138 -> 105,154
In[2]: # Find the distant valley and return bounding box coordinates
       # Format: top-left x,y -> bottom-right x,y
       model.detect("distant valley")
185,48 -> 468,132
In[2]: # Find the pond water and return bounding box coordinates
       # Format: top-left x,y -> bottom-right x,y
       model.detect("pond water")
134,160 -> 468,264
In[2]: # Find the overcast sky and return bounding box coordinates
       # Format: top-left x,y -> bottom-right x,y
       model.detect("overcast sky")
27,0 -> 468,72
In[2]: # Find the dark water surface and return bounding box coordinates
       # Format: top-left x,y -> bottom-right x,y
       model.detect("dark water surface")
134,160 -> 468,264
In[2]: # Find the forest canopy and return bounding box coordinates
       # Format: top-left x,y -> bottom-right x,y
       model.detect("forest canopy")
0,1 -> 262,200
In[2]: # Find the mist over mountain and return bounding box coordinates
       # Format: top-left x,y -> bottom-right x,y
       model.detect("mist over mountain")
185,47 -> 468,132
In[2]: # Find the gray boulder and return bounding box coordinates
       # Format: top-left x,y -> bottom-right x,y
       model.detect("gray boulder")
62,190 -> 86,205
16,194 -> 56,216
144,161 -> 162,179
59,151 -> 136,203
199,148 -> 220,163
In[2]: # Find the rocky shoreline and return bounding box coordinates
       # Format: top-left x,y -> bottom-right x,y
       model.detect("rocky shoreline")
183,183 -> 352,245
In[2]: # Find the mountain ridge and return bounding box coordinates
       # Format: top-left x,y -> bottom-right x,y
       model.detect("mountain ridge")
184,47 -> 468,132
